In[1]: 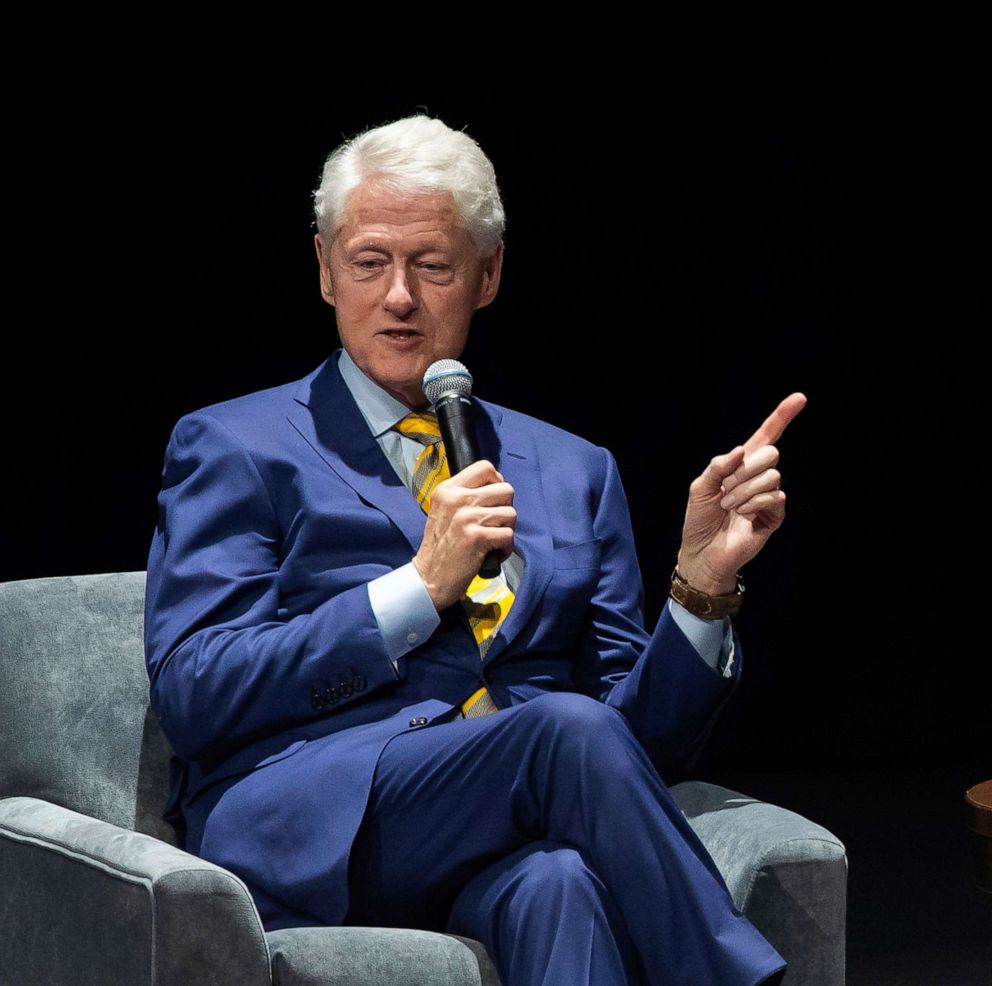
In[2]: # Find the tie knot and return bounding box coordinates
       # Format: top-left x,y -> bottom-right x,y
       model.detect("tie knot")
394,411 -> 442,446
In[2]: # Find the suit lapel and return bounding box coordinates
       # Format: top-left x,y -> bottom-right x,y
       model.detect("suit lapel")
285,349 -> 555,665
286,350 -> 428,554
471,396 -> 554,667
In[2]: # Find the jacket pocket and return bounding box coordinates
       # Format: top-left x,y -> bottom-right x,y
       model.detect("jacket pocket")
552,537 -> 603,570
254,738 -> 308,769
185,736 -> 309,809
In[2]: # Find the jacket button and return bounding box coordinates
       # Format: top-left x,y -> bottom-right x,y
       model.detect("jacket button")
353,675 -> 367,691
408,717 -> 428,727
326,687 -> 340,705
311,695 -> 325,711
339,680 -> 353,698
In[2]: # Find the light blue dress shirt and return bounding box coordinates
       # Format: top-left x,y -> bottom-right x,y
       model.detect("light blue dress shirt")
337,348 -> 736,678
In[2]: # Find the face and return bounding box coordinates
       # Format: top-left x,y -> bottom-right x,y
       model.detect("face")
314,180 -> 503,408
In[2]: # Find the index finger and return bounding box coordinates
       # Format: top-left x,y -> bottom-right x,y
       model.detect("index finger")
742,392 -> 808,453
449,458 -> 504,486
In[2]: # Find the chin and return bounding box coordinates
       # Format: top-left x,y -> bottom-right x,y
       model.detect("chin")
380,374 -> 427,407
361,352 -> 434,405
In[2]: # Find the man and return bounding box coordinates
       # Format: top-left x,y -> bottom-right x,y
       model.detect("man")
144,114 -> 804,985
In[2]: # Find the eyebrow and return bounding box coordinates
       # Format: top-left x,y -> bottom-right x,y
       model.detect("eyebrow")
348,240 -> 453,256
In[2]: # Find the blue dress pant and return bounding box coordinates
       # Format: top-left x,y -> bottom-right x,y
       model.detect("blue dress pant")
343,692 -> 787,985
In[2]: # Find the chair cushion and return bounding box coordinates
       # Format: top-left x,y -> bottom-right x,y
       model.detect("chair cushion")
267,926 -> 501,986
0,572 -> 177,845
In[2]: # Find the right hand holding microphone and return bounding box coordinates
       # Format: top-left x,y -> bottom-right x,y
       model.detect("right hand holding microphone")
411,459 -> 516,611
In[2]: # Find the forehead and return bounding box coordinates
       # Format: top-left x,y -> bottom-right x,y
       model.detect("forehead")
336,182 -> 469,246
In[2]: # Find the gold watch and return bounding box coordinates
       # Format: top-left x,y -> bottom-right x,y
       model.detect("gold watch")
669,567 -> 744,619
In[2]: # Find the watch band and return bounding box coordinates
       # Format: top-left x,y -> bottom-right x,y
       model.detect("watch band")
669,566 -> 744,619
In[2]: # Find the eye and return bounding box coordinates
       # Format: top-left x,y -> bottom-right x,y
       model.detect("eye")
420,262 -> 453,276
356,259 -> 382,270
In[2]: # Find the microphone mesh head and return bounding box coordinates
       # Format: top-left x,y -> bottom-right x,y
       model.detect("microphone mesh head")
423,359 -> 474,404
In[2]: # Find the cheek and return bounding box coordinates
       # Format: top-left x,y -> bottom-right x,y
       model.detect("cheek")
334,289 -> 378,324
429,292 -> 476,329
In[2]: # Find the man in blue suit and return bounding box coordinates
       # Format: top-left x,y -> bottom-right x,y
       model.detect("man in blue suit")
144,114 -> 804,984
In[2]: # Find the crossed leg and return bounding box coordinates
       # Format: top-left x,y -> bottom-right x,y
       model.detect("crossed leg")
343,692 -> 786,985
447,839 -> 644,986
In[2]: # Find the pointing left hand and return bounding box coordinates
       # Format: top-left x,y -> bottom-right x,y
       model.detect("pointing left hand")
676,393 -> 808,596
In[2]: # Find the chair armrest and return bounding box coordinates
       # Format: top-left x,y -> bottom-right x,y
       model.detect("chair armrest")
670,781 -> 847,986
0,796 -> 272,986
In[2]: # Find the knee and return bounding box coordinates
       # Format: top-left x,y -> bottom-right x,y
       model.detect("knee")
464,840 -> 604,915
521,691 -> 624,735
512,843 -> 599,901
521,692 -> 633,758
446,841 -> 605,942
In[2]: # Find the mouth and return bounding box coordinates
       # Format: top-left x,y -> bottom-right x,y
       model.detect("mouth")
378,329 -> 424,348
379,329 -> 422,340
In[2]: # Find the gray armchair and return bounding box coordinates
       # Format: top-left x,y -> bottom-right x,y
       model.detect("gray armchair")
0,573 -> 847,985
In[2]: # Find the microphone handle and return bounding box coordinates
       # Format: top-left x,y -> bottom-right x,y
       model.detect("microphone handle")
436,395 -> 503,579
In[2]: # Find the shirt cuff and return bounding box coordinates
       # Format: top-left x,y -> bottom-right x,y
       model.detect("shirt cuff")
367,562 -> 442,668
667,596 -> 736,678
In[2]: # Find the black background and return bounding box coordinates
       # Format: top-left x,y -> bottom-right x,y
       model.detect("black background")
5,48 -> 986,777
4,40 -> 990,984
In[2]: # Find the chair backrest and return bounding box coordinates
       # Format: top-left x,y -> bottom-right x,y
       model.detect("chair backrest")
0,572 -> 177,846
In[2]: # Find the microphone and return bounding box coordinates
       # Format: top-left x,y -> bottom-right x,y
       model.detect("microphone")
422,359 -> 503,579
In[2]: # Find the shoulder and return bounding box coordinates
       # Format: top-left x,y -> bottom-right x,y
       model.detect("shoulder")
478,396 -> 601,449
475,396 -> 618,484
168,373 -> 306,453
179,376 -> 298,426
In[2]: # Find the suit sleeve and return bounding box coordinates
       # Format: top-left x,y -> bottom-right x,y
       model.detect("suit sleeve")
144,410 -> 402,763
668,601 -> 736,677
571,445 -> 742,782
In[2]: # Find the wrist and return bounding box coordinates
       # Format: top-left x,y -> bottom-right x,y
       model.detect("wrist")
670,565 -> 744,619
687,574 -> 737,596
411,554 -> 452,611
675,555 -> 737,596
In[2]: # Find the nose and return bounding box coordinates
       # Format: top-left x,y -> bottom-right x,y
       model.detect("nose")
383,265 -> 417,318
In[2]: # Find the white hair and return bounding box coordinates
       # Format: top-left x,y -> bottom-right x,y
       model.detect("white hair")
312,114 -> 506,258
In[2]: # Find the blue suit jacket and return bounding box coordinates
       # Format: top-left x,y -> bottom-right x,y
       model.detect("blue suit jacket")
144,347 -> 742,930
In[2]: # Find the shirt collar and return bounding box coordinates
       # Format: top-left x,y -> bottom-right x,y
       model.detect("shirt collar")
337,346 -> 423,439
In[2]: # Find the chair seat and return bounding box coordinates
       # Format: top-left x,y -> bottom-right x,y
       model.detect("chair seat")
266,927 -> 500,986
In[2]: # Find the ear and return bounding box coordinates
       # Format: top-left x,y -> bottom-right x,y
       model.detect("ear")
474,240 -> 504,311
314,233 -> 335,306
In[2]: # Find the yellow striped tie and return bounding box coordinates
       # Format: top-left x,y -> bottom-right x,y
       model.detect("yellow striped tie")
394,411 -> 512,718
